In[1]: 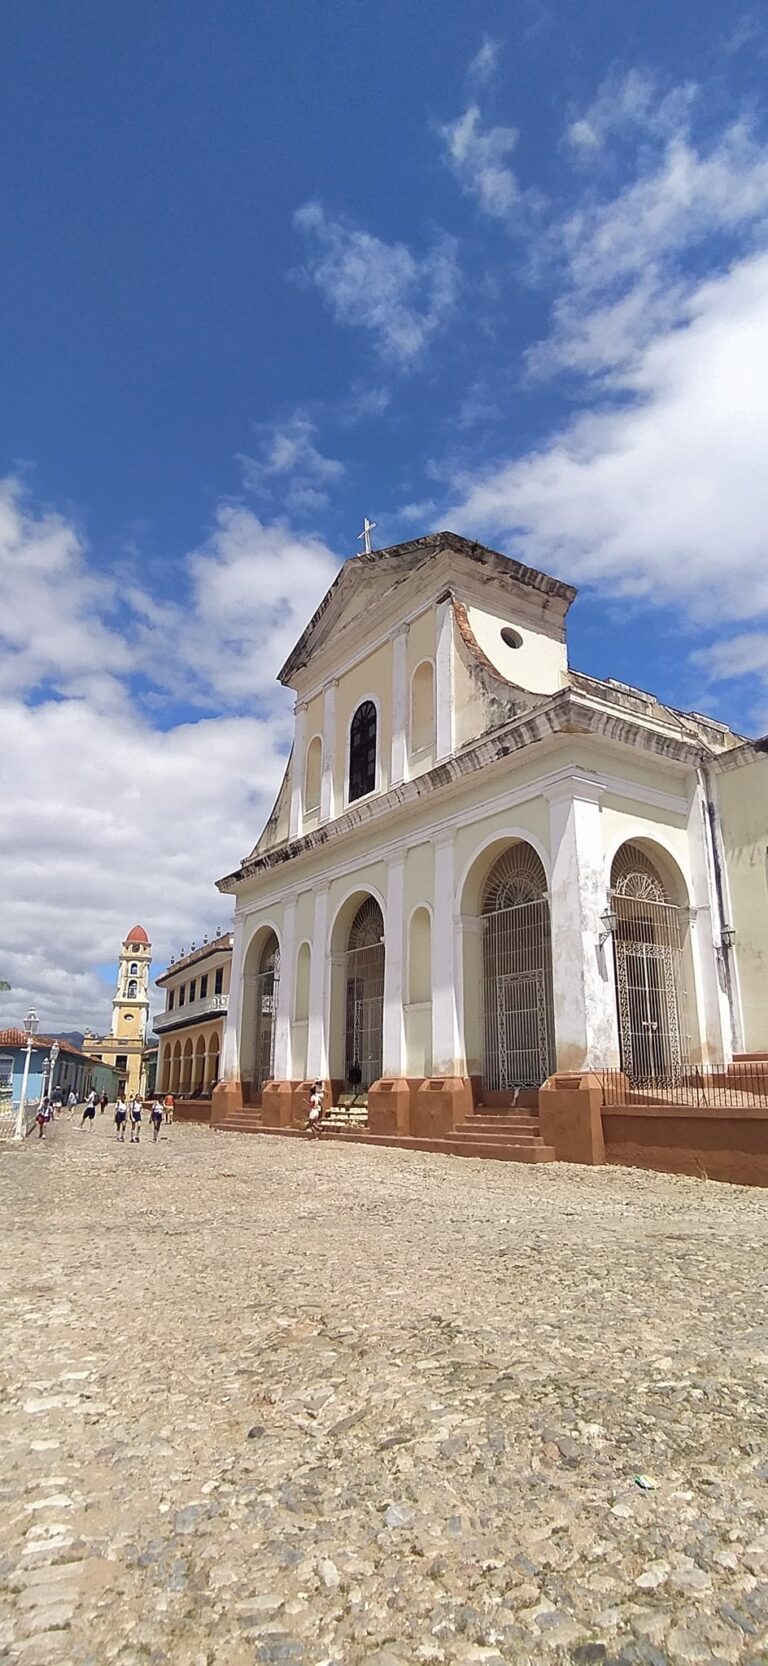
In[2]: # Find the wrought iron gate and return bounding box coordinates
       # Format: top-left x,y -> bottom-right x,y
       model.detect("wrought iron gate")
610,846 -> 690,1087
246,935 -> 280,1090
343,898 -> 385,1089
480,846 -> 555,1091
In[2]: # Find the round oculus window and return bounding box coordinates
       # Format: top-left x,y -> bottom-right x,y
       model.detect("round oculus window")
501,626 -> 523,649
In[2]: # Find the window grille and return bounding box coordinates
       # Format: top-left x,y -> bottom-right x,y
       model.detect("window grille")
349,702 -> 377,802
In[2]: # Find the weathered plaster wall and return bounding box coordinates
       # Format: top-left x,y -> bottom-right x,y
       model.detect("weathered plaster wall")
466,602 -> 567,693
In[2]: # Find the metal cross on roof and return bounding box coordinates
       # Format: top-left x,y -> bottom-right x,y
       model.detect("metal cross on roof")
357,516 -> 377,555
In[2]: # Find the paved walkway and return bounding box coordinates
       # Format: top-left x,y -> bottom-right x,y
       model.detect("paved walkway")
1,1113 -> 767,1666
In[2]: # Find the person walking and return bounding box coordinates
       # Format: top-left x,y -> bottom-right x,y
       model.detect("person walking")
150,1099 -> 163,1142
81,1091 -> 97,1130
114,1095 -> 127,1141
35,1097 -> 52,1140
163,1092 -> 174,1125
306,1080 -> 324,1139
67,1089 -> 77,1116
99,1092 -> 109,1115
129,1096 -> 143,1143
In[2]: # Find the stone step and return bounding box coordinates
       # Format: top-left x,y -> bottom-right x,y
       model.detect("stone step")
215,1117 -> 263,1134
458,1115 -> 541,1133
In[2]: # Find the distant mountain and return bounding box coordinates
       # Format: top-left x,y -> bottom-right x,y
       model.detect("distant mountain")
58,1031 -> 85,1048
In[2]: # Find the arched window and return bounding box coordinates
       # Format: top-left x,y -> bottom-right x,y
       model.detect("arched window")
410,661 -> 435,754
127,980 -> 138,998
129,962 -> 139,975
304,735 -> 322,813
349,701 -> 377,802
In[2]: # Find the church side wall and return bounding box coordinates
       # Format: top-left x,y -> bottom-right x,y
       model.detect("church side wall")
716,756 -> 768,1054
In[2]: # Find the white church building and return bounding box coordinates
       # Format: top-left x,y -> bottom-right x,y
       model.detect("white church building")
213,531 -> 768,1158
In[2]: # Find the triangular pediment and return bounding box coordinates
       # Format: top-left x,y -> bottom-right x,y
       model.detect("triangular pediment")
278,530 -> 576,686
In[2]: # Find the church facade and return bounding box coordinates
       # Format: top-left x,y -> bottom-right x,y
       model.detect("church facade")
214,532 -> 768,1143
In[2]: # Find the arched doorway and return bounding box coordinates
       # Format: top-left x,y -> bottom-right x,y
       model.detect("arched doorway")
610,843 -> 691,1085
481,844 -> 555,1090
252,932 -> 280,1090
344,897 -> 384,1088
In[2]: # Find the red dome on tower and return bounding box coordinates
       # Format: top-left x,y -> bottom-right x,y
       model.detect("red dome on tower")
125,924 -> 149,945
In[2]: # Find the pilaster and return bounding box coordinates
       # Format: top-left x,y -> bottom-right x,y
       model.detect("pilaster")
220,923 -> 246,1083
382,855 -> 406,1075
685,774 -> 738,1062
546,777 -> 620,1072
289,701 -> 307,840
320,680 -> 337,823
307,886 -> 330,1079
272,899 -> 297,1080
435,597 -> 455,763
390,627 -> 409,788
432,833 -> 463,1075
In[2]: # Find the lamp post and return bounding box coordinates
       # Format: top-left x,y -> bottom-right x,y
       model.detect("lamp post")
48,1040 -> 60,1106
15,1010 -> 39,1141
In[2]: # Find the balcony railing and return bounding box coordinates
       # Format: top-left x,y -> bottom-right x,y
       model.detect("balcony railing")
153,992 -> 228,1033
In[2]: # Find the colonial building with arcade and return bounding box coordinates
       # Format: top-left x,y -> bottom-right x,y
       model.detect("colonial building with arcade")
213,531 -> 768,1173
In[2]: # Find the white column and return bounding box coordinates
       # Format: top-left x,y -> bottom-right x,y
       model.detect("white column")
272,899 -> 296,1080
546,779 -> 620,1072
432,833 -> 463,1075
220,920 -> 246,1082
390,628 -> 409,788
382,856 -> 406,1076
435,596 -> 455,763
685,775 -> 737,1062
320,681 -> 337,824
306,886 -> 330,1079
289,701 -> 307,840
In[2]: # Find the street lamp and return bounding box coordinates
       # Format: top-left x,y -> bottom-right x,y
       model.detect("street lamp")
43,1040 -> 61,1107
598,908 -> 619,948
14,1010 -> 39,1141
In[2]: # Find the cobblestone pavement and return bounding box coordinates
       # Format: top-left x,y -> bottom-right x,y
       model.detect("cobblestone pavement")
1,1115 -> 767,1666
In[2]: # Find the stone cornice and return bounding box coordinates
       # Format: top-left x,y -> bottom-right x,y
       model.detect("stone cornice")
278,530 -> 576,685
216,689 -> 707,894
710,736 -> 768,774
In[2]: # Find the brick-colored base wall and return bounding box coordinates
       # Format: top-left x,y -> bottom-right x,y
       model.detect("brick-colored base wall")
602,1109 -> 768,1187
173,1097 -> 212,1125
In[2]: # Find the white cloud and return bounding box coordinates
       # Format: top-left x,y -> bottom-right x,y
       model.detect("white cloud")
468,37 -> 500,87
565,69 -> 694,156
448,249 -> 768,637
239,410 -> 344,515
294,201 -> 460,367
440,104 -> 520,220
0,482 -> 341,1030
0,694 -> 282,1032
0,479 -> 129,697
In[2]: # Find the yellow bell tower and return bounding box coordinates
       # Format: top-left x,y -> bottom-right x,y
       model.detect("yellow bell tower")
83,924 -> 153,1099
112,924 -> 151,1044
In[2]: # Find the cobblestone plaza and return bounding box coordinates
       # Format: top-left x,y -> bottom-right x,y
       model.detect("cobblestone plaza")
1,1117 -> 767,1666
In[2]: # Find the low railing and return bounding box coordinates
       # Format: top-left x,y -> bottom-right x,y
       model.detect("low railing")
153,992 -> 228,1032
600,1062 -> 768,1111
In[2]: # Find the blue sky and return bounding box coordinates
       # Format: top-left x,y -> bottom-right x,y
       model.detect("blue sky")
2,0 -> 768,1027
